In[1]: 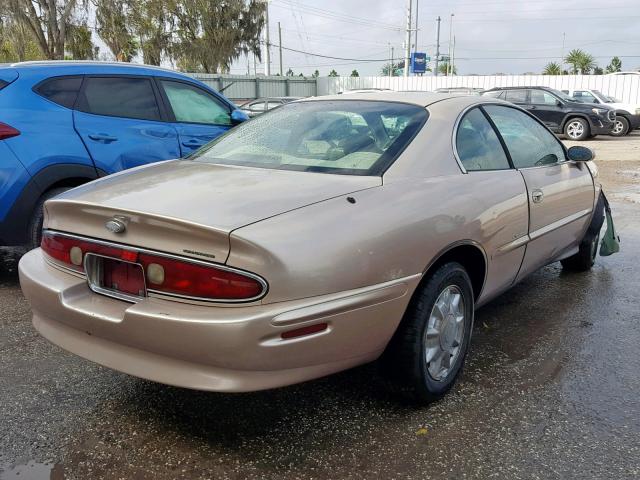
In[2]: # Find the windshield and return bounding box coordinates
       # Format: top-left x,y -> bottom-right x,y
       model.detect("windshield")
191,100 -> 427,176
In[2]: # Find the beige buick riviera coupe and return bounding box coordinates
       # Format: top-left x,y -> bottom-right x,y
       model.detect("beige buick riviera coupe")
19,92 -> 604,402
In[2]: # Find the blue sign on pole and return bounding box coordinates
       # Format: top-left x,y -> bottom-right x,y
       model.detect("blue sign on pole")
411,52 -> 429,74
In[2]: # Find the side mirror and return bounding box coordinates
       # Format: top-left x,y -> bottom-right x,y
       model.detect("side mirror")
230,109 -> 249,125
567,145 -> 594,162
556,100 -> 563,107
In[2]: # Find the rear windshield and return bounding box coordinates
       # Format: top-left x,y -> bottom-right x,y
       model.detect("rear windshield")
191,100 -> 427,176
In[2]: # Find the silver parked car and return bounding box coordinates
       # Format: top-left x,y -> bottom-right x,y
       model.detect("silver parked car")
20,92 -> 605,403
240,96 -> 302,117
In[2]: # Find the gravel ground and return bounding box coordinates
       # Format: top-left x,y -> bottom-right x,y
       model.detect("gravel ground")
1,132 -> 639,480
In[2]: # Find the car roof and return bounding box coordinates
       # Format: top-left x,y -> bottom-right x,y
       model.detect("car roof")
485,86 -> 553,91
300,91 -> 494,108
4,60 -> 197,81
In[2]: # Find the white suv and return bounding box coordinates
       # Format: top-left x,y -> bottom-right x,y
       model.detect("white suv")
563,89 -> 640,136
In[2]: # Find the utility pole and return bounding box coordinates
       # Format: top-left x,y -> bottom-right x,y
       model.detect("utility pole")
448,13 -> 454,76
451,35 -> 456,76
434,16 -> 441,77
388,43 -> 392,78
414,0 -> 419,54
404,0 -> 412,77
278,22 -> 283,76
263,0 -> 271,76
391,46 -> 395,77
561,32 -> 566,75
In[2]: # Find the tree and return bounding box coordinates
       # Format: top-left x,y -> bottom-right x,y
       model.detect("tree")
350,69 -> 359,77
606,56 -> 622,74
3,0 -> 83,59
543,62 -> 562,75
564,49 -> 595,74
328,69 -> 338,77
438,61 -> 456,76
380,61 -> 403,76
94,0 -> 137,61
285,67 -> 294,76
312,69 -> 319,77
170,0 -> 265,73
593,66 -> 604,75
67,23 -> 97,59
128,0 -> 173,65
298,72 -> 304,77
0,18 -> 44,61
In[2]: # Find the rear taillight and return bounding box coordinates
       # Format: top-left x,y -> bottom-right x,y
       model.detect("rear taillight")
41,231 -> 266,302
0,122 -> 20,140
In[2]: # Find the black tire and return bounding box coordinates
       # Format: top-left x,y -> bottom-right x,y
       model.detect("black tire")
27,187 -> 69,250
564,117 -> 590,141
561,193 -> 605,272
611,116 -> 630,137
381,262 -> 474,403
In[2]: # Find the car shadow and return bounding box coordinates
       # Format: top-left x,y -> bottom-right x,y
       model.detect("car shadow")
0,247 -> 22,286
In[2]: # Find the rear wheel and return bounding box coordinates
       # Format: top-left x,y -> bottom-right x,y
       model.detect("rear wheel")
564,118 -> 590,141
381,262 -> 474,403
27,188 -> 69,250
611,116 -> 630,137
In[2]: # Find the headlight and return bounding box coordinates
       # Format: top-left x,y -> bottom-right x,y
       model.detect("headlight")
592,108 -> 607,116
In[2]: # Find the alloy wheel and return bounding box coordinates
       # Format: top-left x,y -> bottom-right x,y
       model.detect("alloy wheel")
567,121 -> 584,139
424,285 -> 466,381
613,120 -> 624,135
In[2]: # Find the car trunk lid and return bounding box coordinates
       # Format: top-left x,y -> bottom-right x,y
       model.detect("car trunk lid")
43,160 -> 380,262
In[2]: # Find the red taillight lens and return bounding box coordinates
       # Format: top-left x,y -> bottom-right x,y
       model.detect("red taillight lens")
0,122 -> 20,140
40,231 -> 266,302
138,253 -> 264,300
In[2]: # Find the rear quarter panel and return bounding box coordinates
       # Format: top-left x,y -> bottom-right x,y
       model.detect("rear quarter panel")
228,171 -> 528,307
0,69 -> 94,177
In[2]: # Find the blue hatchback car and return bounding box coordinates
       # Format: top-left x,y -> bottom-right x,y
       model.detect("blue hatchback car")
0,61 -> 248,248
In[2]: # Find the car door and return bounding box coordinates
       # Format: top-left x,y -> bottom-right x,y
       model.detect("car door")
454,106 -> 529,298
157,78 -> 234,156
528,89 -> 565,132
73,75 -> 180,174
483,105 -> 595,281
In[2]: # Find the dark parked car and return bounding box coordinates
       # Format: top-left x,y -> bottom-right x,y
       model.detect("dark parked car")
482,86 -> 616,140
0,61 -> 248,249
241,96 -> 302,117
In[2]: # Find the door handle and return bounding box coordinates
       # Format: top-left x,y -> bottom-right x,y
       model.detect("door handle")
88,133 -> 118,143
181,140 -> 205,148
527,105 -> 537,110
532,189 -> 544,203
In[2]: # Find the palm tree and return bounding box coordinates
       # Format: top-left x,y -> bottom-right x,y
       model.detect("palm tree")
543,62 -> 562,75
438,61 -> 457,76
564,49 -> 596,74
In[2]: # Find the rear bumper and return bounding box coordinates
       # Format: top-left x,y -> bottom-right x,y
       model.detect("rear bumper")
19,249 -> 417,392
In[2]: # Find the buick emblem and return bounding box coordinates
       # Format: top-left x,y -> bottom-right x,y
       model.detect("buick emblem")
105,218 -> 126,234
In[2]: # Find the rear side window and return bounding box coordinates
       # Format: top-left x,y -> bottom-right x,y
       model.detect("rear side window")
78,77 -> 161,121
505,90 -> 528,103
456,108 -> 510,171
34,76 -> 82,108
0,79 -> 8,90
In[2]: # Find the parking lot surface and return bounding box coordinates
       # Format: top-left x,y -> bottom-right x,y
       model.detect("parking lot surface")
1,133 -> 639,480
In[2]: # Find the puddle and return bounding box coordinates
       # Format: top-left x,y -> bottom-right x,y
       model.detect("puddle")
0,461 -> 63,480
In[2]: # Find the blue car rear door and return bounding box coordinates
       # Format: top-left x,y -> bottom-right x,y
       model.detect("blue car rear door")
73,75 -> 180,174
155,78 -> 234,156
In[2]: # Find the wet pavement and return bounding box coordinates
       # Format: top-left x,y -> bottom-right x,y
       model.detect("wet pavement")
1,161 -> 639,479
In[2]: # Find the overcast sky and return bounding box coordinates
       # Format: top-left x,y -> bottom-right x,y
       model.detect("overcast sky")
227,0 -> 640,76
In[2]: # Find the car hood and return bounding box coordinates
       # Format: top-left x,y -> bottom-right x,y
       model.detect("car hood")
44,160 -> 380,262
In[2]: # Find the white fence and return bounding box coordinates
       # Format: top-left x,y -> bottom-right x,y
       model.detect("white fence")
318,75 -> 640,104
